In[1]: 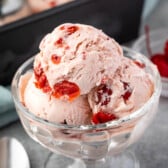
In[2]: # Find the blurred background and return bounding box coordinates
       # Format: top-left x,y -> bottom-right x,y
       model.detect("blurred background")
1,0 -> 168,86
0,1 -> 168,168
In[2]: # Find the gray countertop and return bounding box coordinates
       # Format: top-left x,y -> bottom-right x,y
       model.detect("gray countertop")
1,1 -> 168,168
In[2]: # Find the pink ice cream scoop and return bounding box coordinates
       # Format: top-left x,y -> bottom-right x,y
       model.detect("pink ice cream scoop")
88,58 -> 154,123
20,23 -> 154,125
36,23 -> 123,96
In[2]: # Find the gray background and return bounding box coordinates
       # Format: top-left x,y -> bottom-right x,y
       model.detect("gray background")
1,0 -> 168,167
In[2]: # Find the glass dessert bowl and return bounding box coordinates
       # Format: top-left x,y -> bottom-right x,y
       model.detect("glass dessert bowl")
132,28 -> 168,97
11,47 -> 161,168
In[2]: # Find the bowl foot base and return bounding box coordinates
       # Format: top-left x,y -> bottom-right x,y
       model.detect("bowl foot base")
45,151 -> 140,168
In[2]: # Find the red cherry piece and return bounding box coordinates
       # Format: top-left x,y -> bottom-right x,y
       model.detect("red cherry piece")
67,26 -> 79,35
122,82 -> 132,102
34,65 -> 51,93
54,38 -> 63,47
134,60 -> 145,68
151,54 -> 165,63
92,111 -> 117,124
34,64 -> 43,78
96,84 -> 112,106
51,54 -> 61,64
60,26 -> 65,30
122,90 -> 132,101
65,45 -> 70,50
59,25 -> 78,35
144,25 -> 168,77
53,80 -> 80,101
49,1 -> 57,7
164,40 -> 168,57
151,54 -> 168,77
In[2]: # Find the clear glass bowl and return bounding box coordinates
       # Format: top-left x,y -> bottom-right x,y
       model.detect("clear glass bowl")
11,47 -> 161,168
132,28 -> 168,97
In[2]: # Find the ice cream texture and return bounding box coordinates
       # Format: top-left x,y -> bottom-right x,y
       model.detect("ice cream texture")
20,23 -> 154,125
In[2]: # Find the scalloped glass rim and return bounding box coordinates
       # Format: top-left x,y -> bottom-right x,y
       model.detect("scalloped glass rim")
11,46 -> 162,131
